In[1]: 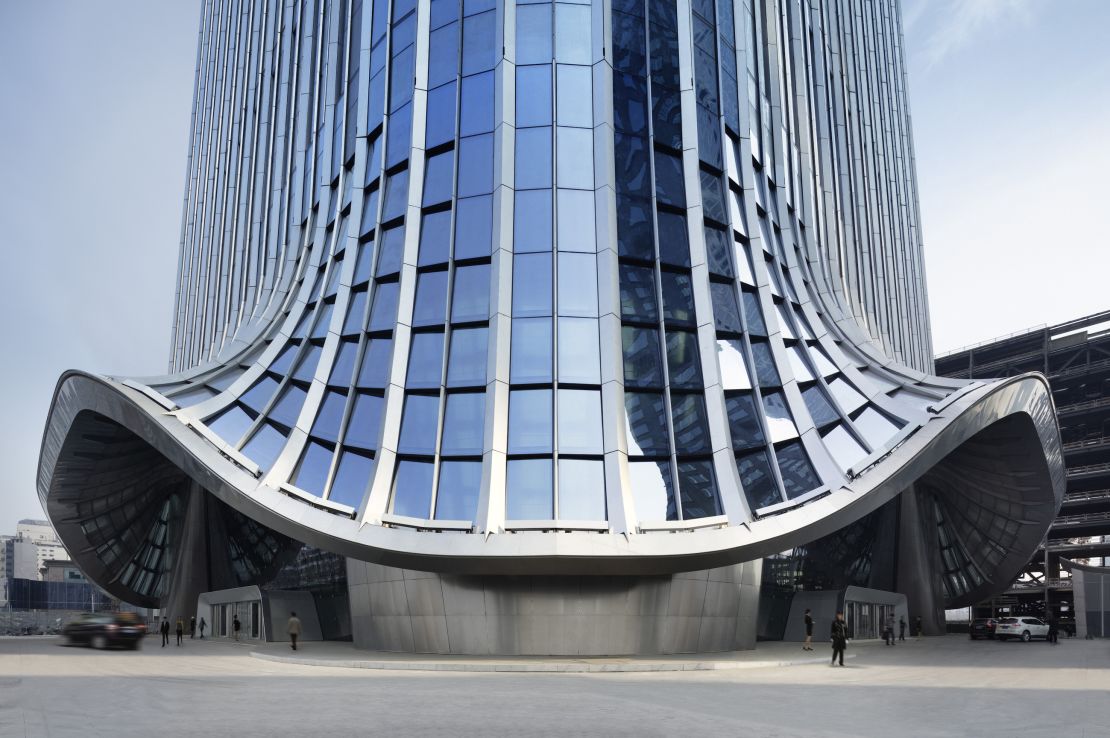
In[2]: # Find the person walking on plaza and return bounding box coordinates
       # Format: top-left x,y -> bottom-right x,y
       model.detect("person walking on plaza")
915,615 -> 923,640
233,615 -> 241,641
160,617 -> 170,648
287,611 -> 302,651
199,617 -> 206,639
175,618 -> 184,646
884,614 -> 895,646
1048,617 -> 1059,645
899,616 -> 906,642
189,616 -> 196,639
830,612 -> 849,666
803,609 -> 814,651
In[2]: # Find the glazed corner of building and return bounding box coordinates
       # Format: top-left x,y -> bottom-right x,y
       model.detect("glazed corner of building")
35,0 -> 1063,653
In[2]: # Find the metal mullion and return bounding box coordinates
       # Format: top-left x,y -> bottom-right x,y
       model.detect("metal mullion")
428,5 -> 466,520
549,34 -> 560,519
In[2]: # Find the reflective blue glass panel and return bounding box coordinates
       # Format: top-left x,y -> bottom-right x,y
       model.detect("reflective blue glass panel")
406,332 -> 445,388
441,392 -> 485,455
624,391 -> 669,455
557,389 -> 603,454
208,404 -> 255,445
419,210 -> 451,266
506,458 -> 553,519
736,449 -> 781,509
446,326 -> 488,386
557,318 -> 600,385
666,330 -> 702,389
556,253 -> 597,316
628,459 -> 678,520
677,460 -> 720,519
269,384 -> 308,427
513,253 -> 553,317
311,390 -> 348,443
454,195 -> 492,259
514,190 -> 553,252
293,440 -> 334,497
344,392 -> 384,449
413,271 -> 449,327
392,460 -> 434,517
621,326 -> 664,388
241,422 -> 287,472
398,394 -> 441,455
329,450 -> 375,508
510,318 -> 552,384
356,338 -> 394,388
508,389 -> 552,454
435,461 -> 481,520
776,440 -> 821,499
451,263 -> 490,322
558,459 -> 606,520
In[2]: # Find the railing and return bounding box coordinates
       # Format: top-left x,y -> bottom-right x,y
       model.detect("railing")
1062,435 -> 1110,453
1051,510 -> 1110,528
1062,488 -> 1110,505
1065,462 -> 1110,479
1056,396 -> 1110,415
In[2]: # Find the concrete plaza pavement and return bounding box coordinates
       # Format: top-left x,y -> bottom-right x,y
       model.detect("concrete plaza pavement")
1,634 -> 1107,737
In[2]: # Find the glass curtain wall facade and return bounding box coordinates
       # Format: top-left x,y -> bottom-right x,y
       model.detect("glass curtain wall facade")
39,0 -> 1063,653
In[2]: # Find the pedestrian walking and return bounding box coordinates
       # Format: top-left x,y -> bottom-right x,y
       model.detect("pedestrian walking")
175,618 -> 184,646
287,611 -> 302,651
915,615 -> 923,640
884,614 -> 896,646
830,612 -> 849,666
898,616 -> 906,641
199,617 -> 206,639
1048,617 -> 1059,645
803,609 -> 814,651
189,616 -> 196,639
233,615 -> 241,641
160,618 -> 170,648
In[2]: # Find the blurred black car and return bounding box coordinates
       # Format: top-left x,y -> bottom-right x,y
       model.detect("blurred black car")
62,612 -> 146,650
969,618 -> 996,640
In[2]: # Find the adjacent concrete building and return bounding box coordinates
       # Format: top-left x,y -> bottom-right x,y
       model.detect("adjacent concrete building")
38,0 -> 1063,654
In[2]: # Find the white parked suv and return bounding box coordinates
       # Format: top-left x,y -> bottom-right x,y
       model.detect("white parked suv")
994,617 -> 1050,641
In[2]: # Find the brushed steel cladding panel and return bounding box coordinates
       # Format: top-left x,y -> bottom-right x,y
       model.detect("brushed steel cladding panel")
347,558 -> 760,655
39,0 -> 1062,632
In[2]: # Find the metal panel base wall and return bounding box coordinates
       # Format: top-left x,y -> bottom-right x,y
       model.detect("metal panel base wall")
346,559 -> 761,656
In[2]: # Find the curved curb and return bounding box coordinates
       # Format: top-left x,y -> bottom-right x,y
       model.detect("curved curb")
248,649 -> 857,673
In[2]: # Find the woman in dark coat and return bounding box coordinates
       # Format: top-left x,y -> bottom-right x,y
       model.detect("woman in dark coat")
830,612 -> 849,666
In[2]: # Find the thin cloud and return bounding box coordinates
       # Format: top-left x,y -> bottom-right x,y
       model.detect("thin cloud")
909,0 -> 1036,70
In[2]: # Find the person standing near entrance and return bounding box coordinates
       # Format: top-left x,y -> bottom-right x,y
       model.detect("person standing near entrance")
884,614 -> 896,646
175,618 -> 184,646
287,611 -> 302,651
199,617 -> 207,639
1047,617 -> 1059,645
189,616 -> 196,639
803,609 -> 814,651
160,618 -> 170,647
915,615 -> 923,640
899,616 -> 906,642
830,612 -> 848,666
233,615 -> 241,642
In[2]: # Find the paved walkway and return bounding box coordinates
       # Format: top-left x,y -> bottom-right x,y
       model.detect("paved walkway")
1,635 -> 1107,737
250,637 -> 860,672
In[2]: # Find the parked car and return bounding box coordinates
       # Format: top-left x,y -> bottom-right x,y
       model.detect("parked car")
62,612 -> 146,650
969,618 -> 996,639
994,616 -> 1050,642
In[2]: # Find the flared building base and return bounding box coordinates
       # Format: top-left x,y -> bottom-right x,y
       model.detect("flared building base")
347,559 -> 762,656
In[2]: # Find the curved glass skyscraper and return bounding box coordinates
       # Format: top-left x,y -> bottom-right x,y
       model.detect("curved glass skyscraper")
39,0 -> 1064,654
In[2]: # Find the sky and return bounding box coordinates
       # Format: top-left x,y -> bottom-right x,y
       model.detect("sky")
1,1 -> 1108,531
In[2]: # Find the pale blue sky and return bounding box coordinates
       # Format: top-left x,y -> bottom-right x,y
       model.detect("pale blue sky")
1,1 -> 1107,530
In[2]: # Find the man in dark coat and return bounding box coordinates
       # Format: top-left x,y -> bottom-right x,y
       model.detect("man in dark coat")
899,616 -> 907,641
160,618 -> 170,648
803,609 -> 814,651
830,612 -> 849,666
1047,617 -> 1059,645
